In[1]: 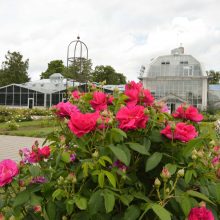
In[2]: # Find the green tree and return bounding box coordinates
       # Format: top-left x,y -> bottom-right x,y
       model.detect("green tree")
207,70 -> 220,84
92,65 -> 126,84
40,60 -> 65,79
0,51 -> 30,86
64,58 -> 93,82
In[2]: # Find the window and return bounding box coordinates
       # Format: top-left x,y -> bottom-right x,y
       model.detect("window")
161,61 -> 170,65
183,65 -> 193,76
180,61 -> 188,64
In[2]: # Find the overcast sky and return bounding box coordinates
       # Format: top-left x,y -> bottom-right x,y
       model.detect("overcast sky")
0,0 -> 220,81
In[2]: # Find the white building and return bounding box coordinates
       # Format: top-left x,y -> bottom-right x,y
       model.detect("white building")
139,47 -> 208,112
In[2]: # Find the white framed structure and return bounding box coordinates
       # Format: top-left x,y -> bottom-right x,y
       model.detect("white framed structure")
139,47 -> 208,111
0,73 -> 67,108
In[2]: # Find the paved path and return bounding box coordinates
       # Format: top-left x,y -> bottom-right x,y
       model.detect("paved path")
0,135 -> 46,162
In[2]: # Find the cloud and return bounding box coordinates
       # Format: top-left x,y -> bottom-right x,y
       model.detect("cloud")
0,0 -> 220,81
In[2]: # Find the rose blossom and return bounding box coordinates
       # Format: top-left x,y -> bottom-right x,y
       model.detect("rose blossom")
0,159 -> 19,187
161,122 -> 198,142
68,111 -> 100,137
212,156 -> 220,166
125,81 -> 154,107
113,160 -> 127,172
173,105 -> 203,122
31,176 -> 47,184
90,91 -> 108,111
141,89 -> 154,106
39,146 -> 50,158
116,105 -> 148,131
188,206 -> 214,220
72,90 -> 80,99
55,101 -> 79,118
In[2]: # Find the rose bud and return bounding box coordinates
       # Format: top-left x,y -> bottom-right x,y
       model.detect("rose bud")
154,178 -> 161,188
160,167 -> 171,181
177,169 -> 185,177
33,205 -> 42,213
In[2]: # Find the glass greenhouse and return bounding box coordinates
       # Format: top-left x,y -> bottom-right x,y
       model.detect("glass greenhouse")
139,47 -> 208,112
0,73 -> 68,108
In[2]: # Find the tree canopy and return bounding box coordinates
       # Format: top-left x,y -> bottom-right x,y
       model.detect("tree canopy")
0,51 -> 30,86
207,70 -> 220,84
64,58 -> 93,82
92,65 -> 126,84
40,60 -> 65,79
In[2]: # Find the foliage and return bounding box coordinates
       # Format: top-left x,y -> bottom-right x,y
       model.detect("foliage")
0,107 -> 52,123
64,58 -> 93,82
92,65 -> 126,85
207,70 -> 220,84
6,120 -> 19,130
0,82 -> 219,219
0,51 -> 30,86
40,60 -> 65,79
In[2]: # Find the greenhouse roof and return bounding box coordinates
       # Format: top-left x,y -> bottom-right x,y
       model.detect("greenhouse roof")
209,84 -> 220,91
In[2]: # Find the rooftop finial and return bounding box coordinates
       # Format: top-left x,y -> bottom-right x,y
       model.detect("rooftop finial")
77,35 -> 80,40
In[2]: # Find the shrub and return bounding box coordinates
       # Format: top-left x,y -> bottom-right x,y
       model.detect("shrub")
6,120 -> 19,130
0,82 -> 219,219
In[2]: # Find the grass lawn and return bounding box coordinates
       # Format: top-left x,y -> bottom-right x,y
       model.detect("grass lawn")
0,119 -> 59,138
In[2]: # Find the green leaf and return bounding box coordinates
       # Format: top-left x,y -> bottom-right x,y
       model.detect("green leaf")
88,190 -> 104,215
98,158 -> 106,167
185,170 -> 193,184
52,189 -> 66,201
145,152 -> 162,172
165,164 -> 177,175
100,156 -> 113,164
75,197 -> 87,210
151,204 -> 171,220
119,195 -> 134,206
187,190 -> 215,205
61,151 -> 70,163
150,129 -> 163,143
182,137 -> 204,158
179,196 -> 191,216
111,128 -> 127,142
66,199 -> 75,215
103,191 -> 115,213
143,138 -> 151,151
123,205 -> 141,220
109,145 -> 130,166
46,201 -> 56,220
103,170 -> 116,188
127,142 -> 150,155
13,190 -> 30,207
29,165 -> 41,177
98,172 -> 105,188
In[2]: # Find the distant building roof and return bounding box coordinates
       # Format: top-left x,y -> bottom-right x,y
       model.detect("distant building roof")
209,84 -> 220,91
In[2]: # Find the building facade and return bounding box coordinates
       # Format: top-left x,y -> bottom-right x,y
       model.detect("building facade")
139,47 -> 208,112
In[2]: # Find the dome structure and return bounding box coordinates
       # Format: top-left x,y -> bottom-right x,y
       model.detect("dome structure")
140,46 -> 208,111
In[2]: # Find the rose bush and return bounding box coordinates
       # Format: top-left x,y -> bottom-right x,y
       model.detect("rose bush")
0,81 -> 220,219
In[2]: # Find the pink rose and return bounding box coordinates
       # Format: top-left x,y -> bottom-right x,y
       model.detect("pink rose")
90,91 -> 108,111
213,146 -> 220,154
68,111 -> 100,137
72,90 -> 80,99
116,105 -> 148,131
125,89 -> 140,107
188,207 -> 214,220
108,95 -> 114,105
125,81 -> 143,91
212,156 -> 220,166
55,101 -> 79,118
173,105 -> 203,122
39,146 -> 50,158
125,81 -> 154,107
0,159 -> 19,187
141,89 -> 154,106
161,122 -> 198,142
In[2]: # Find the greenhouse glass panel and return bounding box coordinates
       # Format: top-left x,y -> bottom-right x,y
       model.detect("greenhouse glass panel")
0,94 -> 5,105
14,94 -> 20,106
